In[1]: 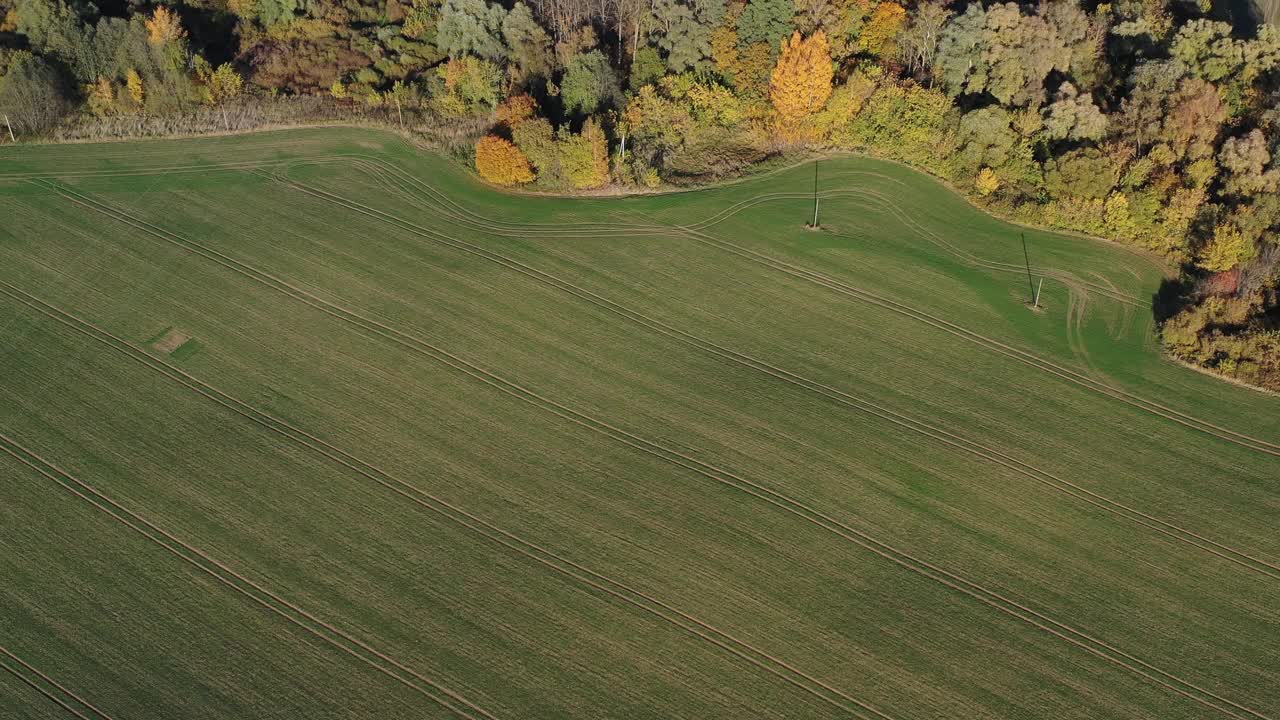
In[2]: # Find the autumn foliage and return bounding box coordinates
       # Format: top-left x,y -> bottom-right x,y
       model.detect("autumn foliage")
4,0 -> 1278,390
495,94 -> 538,128
1199,222 -> 1256,272
858,2 -> 907,57
126,70 -> 145,105
974,167 -> 1001,197
475,135 -> 535,186
145,7 -> 187,47
769,32 -> 834,142
555,118 -> 610,189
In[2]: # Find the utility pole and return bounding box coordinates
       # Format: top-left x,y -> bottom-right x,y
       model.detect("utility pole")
1021,233 -> 1036,305
810,160 -> 820,228
3,114 -> 15,144
1033,277 -> 1043,309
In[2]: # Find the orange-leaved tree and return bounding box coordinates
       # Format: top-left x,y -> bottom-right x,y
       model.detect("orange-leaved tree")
475,135 -> 536,185
769,31 -> 833,143
496,94 -> 538,128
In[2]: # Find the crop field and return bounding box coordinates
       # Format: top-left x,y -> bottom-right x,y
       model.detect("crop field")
0,127 -> 1277,720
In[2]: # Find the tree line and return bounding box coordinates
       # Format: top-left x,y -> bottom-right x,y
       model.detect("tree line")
0,0 -> 1277,389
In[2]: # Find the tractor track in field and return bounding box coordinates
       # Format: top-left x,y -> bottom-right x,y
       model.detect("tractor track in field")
261,165 -> 1280,582
0,136 -> 328,163
333,157 -> 1253,448
332,155 -> 1146,311
337,155 -> 1216,453
669,185 -> 1147,308
0,159 -> 302,181
0,646 -> 113,720
836,189 -> 1148,310
679,186 -> 1148,309
293,157 -> 664,237
346,157 -> 1163,368
0,281 -> 892,720
333,156 -> 1147,365
658,221 -> 1280,458
33,182 -> 1274,720
283,163 -> 1279,573
0,151 -> 1213,308
349,156 -> 1147,362
0,433 -> 495,720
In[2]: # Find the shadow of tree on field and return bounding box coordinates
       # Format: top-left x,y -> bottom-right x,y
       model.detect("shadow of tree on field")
1151,272 -> 1193,326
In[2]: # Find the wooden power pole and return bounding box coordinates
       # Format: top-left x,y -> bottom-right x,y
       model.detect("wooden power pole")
3,115 -> 15,144
1021,233 -> 1036,305
810,160 -> 820,228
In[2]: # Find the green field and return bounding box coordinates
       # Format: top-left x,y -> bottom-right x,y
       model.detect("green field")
1,127 -> 1276,720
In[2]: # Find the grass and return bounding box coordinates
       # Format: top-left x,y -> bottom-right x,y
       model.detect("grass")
0,127 -> 1277,720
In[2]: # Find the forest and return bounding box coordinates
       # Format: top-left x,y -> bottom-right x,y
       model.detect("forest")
0,0 -> 1277,390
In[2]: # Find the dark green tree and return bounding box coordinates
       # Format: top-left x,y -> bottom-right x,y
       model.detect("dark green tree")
737,0 -> 792,50
1044,148 -> 1119,199
649,0 -> 726,73
561,49 -> 621,116
629,45 -> 665,88
437,0 -> 508,61
15,0 -> 100,82
502,3 -> 552,80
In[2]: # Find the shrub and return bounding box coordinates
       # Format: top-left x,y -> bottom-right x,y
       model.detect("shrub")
475,135 -> 535,185
513,117 -> 558,177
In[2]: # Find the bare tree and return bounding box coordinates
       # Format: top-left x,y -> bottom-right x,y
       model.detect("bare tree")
898,1 -> 953,85
1238,242 -> 1280,296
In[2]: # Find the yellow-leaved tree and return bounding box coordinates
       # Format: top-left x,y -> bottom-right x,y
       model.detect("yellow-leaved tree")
145,6 -> 187,47
769,32 -> 833,143
86,77 -> 115,116
974,168 -> 1000,197
560,118 -> 610,189
210,64 -> 244,103
858,2 -> 907,58
475,135 -> 536,186
126,70 -> 145,106
228,0 -> 260,18
1199,222 -> 1256,272
194,57 -> 244,105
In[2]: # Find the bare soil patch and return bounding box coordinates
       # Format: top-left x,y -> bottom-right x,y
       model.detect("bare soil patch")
154,329 -> 191,354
